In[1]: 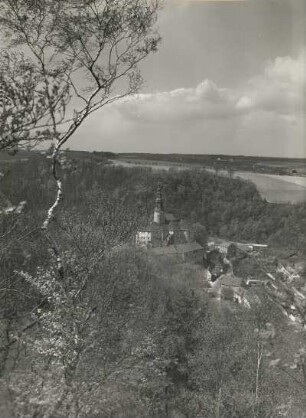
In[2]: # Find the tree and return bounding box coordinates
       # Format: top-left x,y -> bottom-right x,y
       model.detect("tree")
0,50 -> 70,152
192,222 -> 208,248
0,3 -> 161,414
2,198 -> 153,417
0,0 -> 160,234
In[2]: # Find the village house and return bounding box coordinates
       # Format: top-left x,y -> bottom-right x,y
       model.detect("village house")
208,273 -> 245,304
208,237 -> 268,256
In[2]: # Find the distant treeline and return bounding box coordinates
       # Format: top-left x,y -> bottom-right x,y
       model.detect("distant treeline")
118,152 -> 306,164
118,153 -> 306,175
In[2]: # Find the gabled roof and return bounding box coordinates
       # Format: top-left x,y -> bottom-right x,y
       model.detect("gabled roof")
150,242 -> 203,256
138,223 -> 168,232
168,220 -> 180,228
138,220 -> 192,233
179,219 -> 190,229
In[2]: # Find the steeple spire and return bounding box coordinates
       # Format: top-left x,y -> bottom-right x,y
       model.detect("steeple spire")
153,183 -> 165,224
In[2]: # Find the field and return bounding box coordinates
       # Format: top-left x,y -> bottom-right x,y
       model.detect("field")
1,151 -> 305,205
234,172 -> 306,204
111,158 -> 306,204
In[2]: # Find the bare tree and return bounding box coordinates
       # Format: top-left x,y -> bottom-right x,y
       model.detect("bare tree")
0,0 -> 160,220
0,4 -> 161,411
0,0 -> 161,273
0,50 -> 70,153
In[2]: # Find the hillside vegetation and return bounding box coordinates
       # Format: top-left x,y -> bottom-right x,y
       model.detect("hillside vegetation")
0,152 -> 306,417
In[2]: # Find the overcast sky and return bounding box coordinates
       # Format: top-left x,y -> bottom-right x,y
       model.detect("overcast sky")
73,0 -> 306,157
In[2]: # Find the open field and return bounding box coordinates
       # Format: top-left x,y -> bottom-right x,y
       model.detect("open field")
234,172 -> 306,204
1,151 -> 305,204
111,158 -> 306,204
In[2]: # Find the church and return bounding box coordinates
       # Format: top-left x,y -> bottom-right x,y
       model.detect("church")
136,185 -> 204,262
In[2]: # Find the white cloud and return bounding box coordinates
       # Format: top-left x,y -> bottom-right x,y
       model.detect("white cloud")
238,51 -> 305,115
116,79 -> 241,123
114,51 -> 305,124
73,52 -> 305,157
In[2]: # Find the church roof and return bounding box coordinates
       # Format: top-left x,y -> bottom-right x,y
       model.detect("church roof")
150,242 -> 203,256
138,223 -> 168,232
137,185 -> 191,234
165,212 -> 178,222
168,220 -> 180,228
179,219 -> 192,229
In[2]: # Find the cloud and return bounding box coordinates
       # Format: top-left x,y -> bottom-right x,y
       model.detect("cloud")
117,79 -> 241,123
237,51 -> 305,116
73,52 -> 305,158
115,51 -> 305,125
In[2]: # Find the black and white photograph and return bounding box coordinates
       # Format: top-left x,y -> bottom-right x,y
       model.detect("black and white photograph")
0,0 -> 306,416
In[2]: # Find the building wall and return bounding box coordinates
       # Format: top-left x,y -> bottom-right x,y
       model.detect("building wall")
136,228 -> 194,248
153,210 -> 165,224
136,231 -> 152,246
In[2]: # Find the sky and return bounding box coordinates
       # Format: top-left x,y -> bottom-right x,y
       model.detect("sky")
73,0 -> 306,158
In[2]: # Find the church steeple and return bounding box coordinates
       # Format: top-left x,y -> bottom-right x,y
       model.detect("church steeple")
153,183 -> 165,224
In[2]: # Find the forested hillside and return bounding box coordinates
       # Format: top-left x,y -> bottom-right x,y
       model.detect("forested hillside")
1,153 -> 306,417
3,153 -> 304,250
1,0 -> 304,415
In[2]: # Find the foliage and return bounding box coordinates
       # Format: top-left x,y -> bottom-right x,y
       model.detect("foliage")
1,156 -> 306,416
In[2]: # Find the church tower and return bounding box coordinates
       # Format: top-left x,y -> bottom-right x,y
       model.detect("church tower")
153,184 -> 165,224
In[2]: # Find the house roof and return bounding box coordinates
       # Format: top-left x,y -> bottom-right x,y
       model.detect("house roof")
150,242 -> 203,256
208,236 -> 267,249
